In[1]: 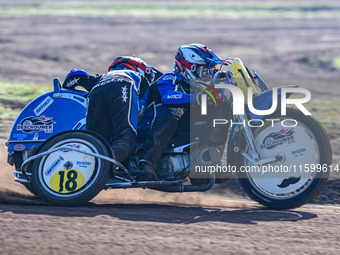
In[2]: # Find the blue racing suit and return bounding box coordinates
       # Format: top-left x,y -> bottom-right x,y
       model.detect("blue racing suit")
137,72 -> 199,171
138,72 -> 199,141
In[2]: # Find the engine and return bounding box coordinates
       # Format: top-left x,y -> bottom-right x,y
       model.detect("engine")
156,145 -> 221,179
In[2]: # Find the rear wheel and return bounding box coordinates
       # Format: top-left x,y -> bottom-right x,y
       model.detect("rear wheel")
238,108 -> 332,209
31,131 -> 111,206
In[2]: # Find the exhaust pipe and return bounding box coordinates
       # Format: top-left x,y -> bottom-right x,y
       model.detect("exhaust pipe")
154,175 -> 215,192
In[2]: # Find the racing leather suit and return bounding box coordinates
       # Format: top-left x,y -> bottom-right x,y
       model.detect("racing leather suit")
86,70 -> 150,162
138,72 -> 199,171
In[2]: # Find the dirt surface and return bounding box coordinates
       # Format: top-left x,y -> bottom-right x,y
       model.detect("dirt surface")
1,2 -> 340,255
0,150 -> 340,255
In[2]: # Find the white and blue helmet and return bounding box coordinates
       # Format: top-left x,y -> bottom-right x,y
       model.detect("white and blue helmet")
174,43 -> 221,84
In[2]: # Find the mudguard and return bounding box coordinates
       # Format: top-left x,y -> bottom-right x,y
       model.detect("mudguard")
7,78 -> 87,153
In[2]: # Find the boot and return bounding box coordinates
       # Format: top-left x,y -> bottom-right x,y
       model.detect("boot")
137,160 -> 158,181
140,114 -> 178,178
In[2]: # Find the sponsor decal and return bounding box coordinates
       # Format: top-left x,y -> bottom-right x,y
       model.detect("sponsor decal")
65,77 -> 80,88
76,161 -> 92,168
291,148 -> 306,157
162,75 -> 175,81
167,94 -> 182,100
45,156 -> 64,176
66,144 -> 81,149
169,107 -> 185,120
17,116 -> 55,133
60,143 -> 81,153
13,133 -> 27,139
34,96 -> 54,116
260,128 -> 295,150
14,144 -> 25,151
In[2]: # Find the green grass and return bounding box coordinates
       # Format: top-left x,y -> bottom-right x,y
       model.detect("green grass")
1,1 -> 340,19
0,103 -> 19,119
299,54 -> 340,71
0,81 -> 50,119
332,56 -> 340,70
0,81 -> 49,102
306,99 -> 340,128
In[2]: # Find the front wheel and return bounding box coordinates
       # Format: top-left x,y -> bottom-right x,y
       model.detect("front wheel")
237,108 -> 332,209
31,131 -> 112,206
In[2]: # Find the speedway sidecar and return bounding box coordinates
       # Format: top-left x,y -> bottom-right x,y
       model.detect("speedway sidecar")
6,59 -> 332,209
7,77 -> 218,205
7,78 -> 87,182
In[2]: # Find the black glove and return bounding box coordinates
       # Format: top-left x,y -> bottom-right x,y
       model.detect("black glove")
62,69 -> 101,92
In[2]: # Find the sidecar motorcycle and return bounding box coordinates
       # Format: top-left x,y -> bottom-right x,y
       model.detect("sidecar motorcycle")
6,58 -> 332,209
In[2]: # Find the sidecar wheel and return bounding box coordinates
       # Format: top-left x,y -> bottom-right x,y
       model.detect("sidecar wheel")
237,108 -> 332,209
31,131 -> 111,206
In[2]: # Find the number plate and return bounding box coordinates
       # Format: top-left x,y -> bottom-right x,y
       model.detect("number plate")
49,169 -> 85,193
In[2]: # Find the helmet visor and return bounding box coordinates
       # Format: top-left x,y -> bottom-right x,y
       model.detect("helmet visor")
195,65 -> 217,80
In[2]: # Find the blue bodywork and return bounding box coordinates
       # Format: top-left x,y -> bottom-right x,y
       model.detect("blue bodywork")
7,78 -> 87,153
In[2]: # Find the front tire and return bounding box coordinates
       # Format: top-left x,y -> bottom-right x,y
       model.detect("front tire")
31,131 -> 111,206
237,108 -> 332,209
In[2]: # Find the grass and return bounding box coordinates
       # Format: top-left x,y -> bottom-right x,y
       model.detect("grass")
0,81 -> 50,119
0,103 -> 18,120
1,1 -> 340,19
0,81 -> 49,102
299,54 -> 340,71
332,56 -> 340,70
306,99 -> 340,128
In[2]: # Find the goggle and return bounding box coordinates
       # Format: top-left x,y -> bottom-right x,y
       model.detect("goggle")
195,65 -> 217,79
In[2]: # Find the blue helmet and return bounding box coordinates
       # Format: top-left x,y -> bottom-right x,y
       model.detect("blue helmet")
174,43 -> 221,84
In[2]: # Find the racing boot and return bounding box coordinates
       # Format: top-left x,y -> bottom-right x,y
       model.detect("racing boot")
138,114 -> 178,180
137,160 -> 158,181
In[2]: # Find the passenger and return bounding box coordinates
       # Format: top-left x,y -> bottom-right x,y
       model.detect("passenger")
62,56 -> 158,163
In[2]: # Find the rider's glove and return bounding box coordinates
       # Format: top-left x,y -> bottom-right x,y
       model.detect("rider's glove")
62,69 -> 101,92
218,71 -> 227,79
215,71 -> 229,83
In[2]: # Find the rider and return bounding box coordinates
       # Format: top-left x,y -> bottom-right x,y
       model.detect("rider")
62,56 -> 158,163
137,43 -> 222,180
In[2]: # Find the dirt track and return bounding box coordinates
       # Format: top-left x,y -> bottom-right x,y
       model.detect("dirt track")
0,153 -> 340,255
1,200 -> 340,255
1,3 -> 340,255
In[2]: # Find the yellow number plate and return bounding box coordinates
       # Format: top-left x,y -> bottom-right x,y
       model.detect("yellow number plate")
49,169 -> 85,194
